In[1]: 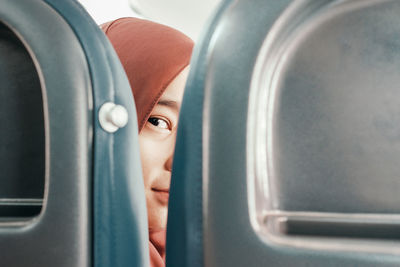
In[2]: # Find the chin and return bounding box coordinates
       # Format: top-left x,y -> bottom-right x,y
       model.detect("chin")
147,206 -> 168,231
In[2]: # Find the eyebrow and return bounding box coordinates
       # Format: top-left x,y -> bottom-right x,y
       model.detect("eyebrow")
156,99 -> 180,112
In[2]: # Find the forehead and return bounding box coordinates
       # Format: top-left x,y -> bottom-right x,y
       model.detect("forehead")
159,66 -> 190,104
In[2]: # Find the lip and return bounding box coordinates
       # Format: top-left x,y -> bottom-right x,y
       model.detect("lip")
152,188 -> 170,204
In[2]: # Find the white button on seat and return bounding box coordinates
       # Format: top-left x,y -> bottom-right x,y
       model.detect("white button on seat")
99,102 -> 128,133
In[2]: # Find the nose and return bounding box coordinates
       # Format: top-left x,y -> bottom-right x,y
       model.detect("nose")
165,152 -> 173,172
165,131 -> 178,172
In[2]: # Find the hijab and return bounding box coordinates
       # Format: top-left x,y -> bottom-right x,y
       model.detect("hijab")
101,17 -> 194,131
101,17 -> 194,267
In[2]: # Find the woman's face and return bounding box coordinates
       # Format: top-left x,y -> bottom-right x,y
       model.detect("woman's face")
139,66 -> 189,231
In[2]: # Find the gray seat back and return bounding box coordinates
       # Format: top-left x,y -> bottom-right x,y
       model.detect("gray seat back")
0,0 -> 149,266
0,21 -> 44,217
167,0 -> 400,266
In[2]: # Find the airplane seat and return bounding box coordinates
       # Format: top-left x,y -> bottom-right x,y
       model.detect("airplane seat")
167,0 -> 400,266
0,0 -> 148,266
0,21 -> 44,217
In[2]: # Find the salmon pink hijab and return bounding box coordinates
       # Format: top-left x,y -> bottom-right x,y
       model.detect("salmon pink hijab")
101,18 -> 193,267
102,17 -> 194,131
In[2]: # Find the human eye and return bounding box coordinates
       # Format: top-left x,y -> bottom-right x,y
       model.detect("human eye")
147,116 -> 171,131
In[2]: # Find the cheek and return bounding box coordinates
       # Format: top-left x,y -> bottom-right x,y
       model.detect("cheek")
138,134 -> 157,188
138,130 -> 177,187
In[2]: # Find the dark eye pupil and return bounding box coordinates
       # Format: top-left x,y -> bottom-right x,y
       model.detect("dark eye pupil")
148,117 -> 160,126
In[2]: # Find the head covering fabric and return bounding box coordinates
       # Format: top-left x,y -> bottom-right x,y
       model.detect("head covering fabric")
101,18 -> 193,267
149,230 -> 166,267
101,17 -> 194,131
